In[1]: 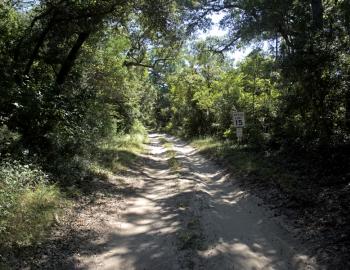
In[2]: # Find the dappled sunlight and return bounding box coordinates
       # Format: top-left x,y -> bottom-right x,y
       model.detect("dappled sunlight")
170,134 -> 317,270
199,240 -> 316,270
75,133 -> 318,270
75,134 -> 186,269
199,241 -> 277,270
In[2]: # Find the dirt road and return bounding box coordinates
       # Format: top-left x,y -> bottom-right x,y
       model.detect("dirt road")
77,133 -> 318,270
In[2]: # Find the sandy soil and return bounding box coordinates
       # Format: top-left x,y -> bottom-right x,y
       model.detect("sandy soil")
75,133 -> 320,270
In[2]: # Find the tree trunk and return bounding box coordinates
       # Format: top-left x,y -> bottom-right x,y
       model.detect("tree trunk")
56,31 -> 90,85
311,0 -> 324,30
346,89 -> 350,132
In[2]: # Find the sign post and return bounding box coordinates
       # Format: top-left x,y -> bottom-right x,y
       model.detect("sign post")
232,111 -> 245,142
236,127 -> 243,140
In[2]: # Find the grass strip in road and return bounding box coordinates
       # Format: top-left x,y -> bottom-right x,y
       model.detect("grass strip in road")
160,137 -> 181,171
177,216 -> 205,251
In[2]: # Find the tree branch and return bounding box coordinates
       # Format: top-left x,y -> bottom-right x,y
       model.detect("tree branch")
123,58 -> 174,69
186,2 -> 242,35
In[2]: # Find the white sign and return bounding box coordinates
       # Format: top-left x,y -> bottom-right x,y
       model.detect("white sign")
232,112 -> 245,128
236,127 -> 243,138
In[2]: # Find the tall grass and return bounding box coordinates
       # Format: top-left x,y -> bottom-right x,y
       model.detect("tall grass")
0,161 -> 64,248
49,120 -> 149,188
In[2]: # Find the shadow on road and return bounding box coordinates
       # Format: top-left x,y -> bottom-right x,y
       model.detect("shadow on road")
10,133 -> 318,270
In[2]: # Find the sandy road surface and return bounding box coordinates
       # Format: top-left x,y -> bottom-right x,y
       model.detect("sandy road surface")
77,133 -> 318,270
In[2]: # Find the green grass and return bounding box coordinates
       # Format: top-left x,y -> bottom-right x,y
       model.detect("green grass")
159,137 -> 169,145
89,131 -> 148,177
191,137 -> 300,195
177,230 -> 202,250
52,128 -> 149,195
168,156 -> 181,170
0,162 -> 65,248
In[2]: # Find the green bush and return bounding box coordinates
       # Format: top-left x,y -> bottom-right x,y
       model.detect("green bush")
0,161 -> 63,247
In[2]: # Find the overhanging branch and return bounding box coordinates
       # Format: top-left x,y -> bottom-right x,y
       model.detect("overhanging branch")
123,58 -> 174,69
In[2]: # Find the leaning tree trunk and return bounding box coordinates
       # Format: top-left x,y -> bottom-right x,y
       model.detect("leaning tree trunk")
311,0 -> 324,30
56,31 -> 90,85
346,89 -> 350,132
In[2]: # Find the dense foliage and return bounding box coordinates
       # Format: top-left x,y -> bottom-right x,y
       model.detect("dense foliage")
163,48 -> 279,149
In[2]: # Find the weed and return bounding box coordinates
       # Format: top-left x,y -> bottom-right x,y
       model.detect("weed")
168,156 -> 181,170
177,217 -> 204,251
159,137 -> 168,145
177,202 -> 188,209
178,230 -> 202,250
0,127 -> 147,249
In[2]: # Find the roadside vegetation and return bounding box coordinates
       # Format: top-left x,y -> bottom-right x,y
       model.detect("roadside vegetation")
85,121 -> 148,181
0,124 -> 148,268
190,136 -> 349,266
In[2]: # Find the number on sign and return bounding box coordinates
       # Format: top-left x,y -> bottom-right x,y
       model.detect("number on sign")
232,112 -> 245,128
235,119 -> 243,126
